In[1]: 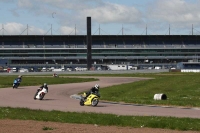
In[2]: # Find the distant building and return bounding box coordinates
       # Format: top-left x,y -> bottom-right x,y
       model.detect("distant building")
177,62 -> 200,69
0,35 -> 200,69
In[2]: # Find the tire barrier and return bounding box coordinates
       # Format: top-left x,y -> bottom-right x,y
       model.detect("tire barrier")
154,93 -> 167,100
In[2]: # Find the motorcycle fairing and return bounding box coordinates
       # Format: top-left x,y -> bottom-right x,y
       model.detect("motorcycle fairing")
84,94 -> 99,106
36,88 -> 48,99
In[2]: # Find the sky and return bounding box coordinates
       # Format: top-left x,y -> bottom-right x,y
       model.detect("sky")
0,0 -> 200,35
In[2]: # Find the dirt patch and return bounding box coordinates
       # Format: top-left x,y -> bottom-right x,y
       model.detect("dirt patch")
0,119 -> 199,133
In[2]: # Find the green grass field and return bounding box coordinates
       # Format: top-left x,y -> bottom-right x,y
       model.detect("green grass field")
0,107 -> 199,131
0,72 -> 200,131
100,73 -> 200,107
0,75 -> 98,88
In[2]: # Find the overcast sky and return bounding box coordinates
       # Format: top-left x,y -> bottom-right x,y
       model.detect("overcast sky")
0,0 -> 200,35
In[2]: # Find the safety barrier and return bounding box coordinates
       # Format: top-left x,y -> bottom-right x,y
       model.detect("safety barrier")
154,93 -> 167,100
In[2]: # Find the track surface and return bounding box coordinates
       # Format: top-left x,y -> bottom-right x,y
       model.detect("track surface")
0,76 -> 199,118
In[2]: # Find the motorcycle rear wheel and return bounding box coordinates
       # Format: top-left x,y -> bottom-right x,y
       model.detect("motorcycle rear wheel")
80,99 -> 84,106
39,94 -> 44,100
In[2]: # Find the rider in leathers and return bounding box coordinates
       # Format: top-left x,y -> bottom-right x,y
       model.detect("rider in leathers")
85,84 -> 100,99
38,83 -> 48,92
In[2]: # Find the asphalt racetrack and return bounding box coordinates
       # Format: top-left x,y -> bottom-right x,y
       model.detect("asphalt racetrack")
0,71 -> 199,119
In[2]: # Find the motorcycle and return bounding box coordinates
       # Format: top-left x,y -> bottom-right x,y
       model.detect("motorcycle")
34,88 -> 48,100
13,83 -> 19,89
80,92 -> 100,107
13,80 -> 20,89
53,73 -> 59,78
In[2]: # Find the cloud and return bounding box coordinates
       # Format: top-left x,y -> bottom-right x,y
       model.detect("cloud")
15,1 -> 142,24
1,0 -> 200,35
132,0 -> 200,35
41,0 -> 103,10
0,0 -> 14,3
0,22 -> 45,35
59,26 -> 78,35
79,2 -> 142,24
148,0 -> 200,26
1,22 -> 24,35
18,0 -> 32,8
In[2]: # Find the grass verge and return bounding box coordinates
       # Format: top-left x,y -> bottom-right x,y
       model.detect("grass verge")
99,73 -> 200,107
0,107 -> 199,131
0,75 -> 98,88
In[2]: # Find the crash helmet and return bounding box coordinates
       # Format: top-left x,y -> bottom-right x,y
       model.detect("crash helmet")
94,84 -> 100,90
44,83 -> 47,87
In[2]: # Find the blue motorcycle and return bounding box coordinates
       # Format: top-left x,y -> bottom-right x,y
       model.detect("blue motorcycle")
13,79 -> 20,89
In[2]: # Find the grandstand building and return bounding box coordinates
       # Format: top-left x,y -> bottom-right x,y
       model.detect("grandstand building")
0,35 -> 200,70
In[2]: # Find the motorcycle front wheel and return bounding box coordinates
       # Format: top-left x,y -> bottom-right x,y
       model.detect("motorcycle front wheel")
91,98 -> 99,107
13,84 -> 18,89
33,92 -> 38,100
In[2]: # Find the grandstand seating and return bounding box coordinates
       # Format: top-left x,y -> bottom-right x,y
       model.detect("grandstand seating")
92,45 -> 103,48
1,35 -> 200,68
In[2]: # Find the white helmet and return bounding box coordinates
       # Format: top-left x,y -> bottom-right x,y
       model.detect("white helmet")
94,84 -> 99,90
44,83 -> 47,87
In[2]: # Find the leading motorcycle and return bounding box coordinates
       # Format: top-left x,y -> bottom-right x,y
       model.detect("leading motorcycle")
34,87 -> 48,100
13,82 -> 19,89
80,92 -> 100,107
13,79 -> 20,89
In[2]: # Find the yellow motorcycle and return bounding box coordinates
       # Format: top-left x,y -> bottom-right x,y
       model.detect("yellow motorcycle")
80,92 -> 100,107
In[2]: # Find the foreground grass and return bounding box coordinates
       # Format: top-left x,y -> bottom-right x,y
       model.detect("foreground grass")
0,107 -> 199,131
0,76 -> 98,88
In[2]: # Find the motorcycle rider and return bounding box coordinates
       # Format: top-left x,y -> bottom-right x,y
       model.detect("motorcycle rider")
84,84 -> 100,99
38,83 -> 48,92
17,75 -> 22,86
53,73 -> 58,77
13,75 -> 22,88
13,78 -> 18,89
